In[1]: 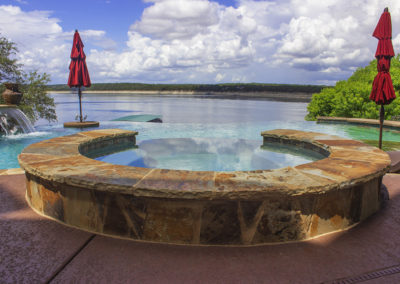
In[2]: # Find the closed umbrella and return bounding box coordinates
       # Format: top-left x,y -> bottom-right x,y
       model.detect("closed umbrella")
369,7 -> 396,149
68,30 -> 91,123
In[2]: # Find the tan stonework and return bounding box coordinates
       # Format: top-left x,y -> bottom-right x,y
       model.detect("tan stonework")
317,116 -> 400,129
18,128 -> 391,245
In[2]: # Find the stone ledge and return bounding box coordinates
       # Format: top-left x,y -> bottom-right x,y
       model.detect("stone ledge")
18,129 -> 392,245
317,116 -> 400,130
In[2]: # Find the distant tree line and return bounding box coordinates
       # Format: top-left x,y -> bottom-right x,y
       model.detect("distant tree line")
48,82 -> 325,94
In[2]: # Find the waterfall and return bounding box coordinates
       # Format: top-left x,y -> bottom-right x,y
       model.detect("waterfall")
0,106 -> 35,135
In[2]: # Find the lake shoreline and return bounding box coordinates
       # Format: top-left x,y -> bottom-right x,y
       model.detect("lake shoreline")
49,90 -> 313,102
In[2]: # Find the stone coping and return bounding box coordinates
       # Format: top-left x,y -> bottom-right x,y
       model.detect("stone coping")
18,129 -> 391,200
317,116 -> 400,130
18,129 -> 392,245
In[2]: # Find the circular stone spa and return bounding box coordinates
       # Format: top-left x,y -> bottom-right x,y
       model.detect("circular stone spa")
18,129 -> 391,245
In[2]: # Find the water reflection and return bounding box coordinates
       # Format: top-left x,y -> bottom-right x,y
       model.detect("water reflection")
96,137 -> 324,171
47,93 -> 308,125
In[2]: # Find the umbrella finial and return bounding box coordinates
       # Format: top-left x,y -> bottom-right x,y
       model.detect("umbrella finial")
384,7 -> 389,12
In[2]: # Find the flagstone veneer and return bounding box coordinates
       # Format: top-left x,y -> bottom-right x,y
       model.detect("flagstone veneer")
18,129 -> 391,245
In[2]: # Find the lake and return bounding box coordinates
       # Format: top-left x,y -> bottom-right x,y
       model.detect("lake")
1,92 -> 399,169
38,92 -> 309,125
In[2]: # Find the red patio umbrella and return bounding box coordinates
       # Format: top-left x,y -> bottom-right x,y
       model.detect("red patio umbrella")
370,7 -> 396,149
68,30 -> 91,123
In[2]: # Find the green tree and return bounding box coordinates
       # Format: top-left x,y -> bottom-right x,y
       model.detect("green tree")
0,36 -> 21,83
0,35 -> 57,123
306,55 -> 400,120
19,71 -> 57,123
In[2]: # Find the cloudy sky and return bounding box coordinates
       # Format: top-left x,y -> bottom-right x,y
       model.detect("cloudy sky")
0,0 -> 399,85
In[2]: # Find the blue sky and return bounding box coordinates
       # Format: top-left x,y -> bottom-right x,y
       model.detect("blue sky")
1,0 -> 400,85
14,0 -> 150,47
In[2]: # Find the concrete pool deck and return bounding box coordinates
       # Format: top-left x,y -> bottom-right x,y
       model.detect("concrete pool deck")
1,171 -> 400,283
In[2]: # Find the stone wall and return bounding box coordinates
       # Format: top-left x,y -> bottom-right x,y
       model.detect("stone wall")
19,129 -> 391,245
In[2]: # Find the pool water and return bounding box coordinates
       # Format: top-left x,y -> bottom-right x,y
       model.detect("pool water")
94,137 -> 325,171
1,93 -> 400,169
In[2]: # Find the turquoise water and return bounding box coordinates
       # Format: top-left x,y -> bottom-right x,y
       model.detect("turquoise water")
1,93 -> 400,169
95,137 -> 325,171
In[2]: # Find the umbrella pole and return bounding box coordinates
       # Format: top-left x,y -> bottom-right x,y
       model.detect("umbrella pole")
379,105 -> 384,149
78,87 -> 83,123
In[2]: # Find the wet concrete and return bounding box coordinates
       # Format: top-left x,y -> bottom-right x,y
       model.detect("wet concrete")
1,173 -> 400,283
388,151 -> 400,173
0,174 -> 93,283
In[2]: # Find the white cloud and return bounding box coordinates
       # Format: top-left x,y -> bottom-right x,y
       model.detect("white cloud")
102,0 -> 400,84
215,73 -> 225,82
2,1 -> 400,85
133,0 -> 220,40
275,0 -> 400,76
87,0 -> 261,82
0,6 -> 68,79
0,5 -> 115,82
